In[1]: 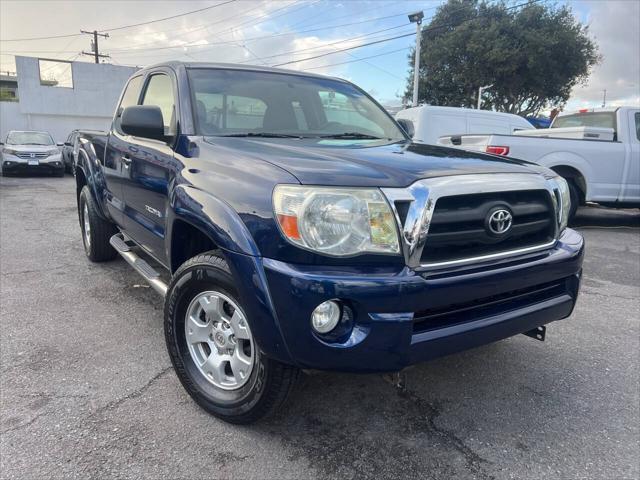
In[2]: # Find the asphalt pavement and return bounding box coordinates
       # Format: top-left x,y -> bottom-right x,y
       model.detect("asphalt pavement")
1,175 -> 638,479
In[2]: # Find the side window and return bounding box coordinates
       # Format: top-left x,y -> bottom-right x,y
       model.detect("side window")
114,75 -> 143,134
142,74 -> 176,134
635,112 -> 640,141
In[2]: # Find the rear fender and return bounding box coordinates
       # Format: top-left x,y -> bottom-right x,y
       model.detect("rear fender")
76,139 -> 110,220
536,152 -> 591,199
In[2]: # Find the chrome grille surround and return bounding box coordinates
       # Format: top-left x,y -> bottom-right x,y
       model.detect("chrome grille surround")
15,152 -> 50,159
382,173 -> 564,271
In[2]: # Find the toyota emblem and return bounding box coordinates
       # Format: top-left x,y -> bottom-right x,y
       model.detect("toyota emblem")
487,208 -> 513,235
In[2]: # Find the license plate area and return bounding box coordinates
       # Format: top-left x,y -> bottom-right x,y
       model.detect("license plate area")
28,160 -> 39,166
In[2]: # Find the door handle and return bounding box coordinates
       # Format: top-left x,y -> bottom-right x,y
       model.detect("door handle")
122,155 -> 132,167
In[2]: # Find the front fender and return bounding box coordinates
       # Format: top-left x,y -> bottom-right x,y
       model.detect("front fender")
167,185 -> 295,365
168,184 -> 260,257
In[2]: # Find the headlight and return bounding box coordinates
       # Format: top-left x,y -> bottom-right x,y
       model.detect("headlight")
2,148 -> 18,156
273,185 -> 400,256
46,148 -> 61,156
550,176 -> 570,233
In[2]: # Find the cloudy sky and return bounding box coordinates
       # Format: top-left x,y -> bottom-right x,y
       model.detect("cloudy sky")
1,0 -> 638,110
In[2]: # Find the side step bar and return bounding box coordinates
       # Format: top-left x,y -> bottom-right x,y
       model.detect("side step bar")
109,233 -> 168,297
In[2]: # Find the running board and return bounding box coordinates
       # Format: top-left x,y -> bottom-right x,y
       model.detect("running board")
109,233 -> 168,297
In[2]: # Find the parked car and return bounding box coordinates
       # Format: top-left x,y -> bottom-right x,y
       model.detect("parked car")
0,130 -> 64,176
438,107 -> 640,218
61,130 -> 80,175
74,62 -> 583,424
395,105 -> 534,144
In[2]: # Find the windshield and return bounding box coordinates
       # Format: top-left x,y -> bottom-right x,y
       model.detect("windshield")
552,112 -> 616,130
187,68 -> 406,142
6,131 -> 55,145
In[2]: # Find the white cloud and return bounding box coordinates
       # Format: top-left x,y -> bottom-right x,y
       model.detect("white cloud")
567,0 -> 640,109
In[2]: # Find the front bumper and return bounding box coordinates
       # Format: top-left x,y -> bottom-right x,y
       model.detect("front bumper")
260,228 -> 584,372
2,156 -> 64,175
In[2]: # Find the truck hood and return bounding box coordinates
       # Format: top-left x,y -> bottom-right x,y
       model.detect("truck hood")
203,137 -> 540,187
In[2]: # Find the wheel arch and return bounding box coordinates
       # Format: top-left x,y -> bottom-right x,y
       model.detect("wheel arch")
549,165 -> 587,204
75,140 -> 110,220
536,151 -> 591,202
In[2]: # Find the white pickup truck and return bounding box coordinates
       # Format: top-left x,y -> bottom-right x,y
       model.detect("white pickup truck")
439,107 -> 640,217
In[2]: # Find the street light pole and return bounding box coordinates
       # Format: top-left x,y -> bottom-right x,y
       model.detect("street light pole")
477,84 -> 492,110
408,11 -> 424,107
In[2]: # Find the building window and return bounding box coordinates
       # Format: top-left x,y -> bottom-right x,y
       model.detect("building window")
38,59 -> 73,88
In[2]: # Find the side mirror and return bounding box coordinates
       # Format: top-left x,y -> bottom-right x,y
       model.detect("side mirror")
64,142 -> 72,147
121,105 -> 165,141
56,142 -> 64,147
396,119 -> 414,139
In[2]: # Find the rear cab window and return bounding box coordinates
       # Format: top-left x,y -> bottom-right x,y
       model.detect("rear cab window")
552,111 -> 618,139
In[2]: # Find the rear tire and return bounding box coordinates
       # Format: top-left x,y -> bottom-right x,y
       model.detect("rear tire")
79,186 -> 118,262
164,251 -> 299,424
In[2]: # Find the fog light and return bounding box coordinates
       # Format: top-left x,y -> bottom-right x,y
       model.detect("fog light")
311,300 -> 341,334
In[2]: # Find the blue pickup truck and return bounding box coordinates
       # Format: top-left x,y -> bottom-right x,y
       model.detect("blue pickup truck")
75,62 -> 584,423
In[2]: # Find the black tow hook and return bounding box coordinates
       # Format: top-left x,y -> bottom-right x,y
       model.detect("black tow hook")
523,325 -> 546,341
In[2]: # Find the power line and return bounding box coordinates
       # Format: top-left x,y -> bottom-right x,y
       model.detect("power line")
274,0 -> 543,68
0,0 -> 237,41
237,24 -> 412,64
272,32 -> 415,67
110,9 -> 417,56
99,0 -> 237,33
305,47 -> 409,74
111,0 -> 309,55
1,32 -> 82,43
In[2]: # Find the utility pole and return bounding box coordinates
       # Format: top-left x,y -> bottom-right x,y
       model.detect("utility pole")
81,30 -> 110,64
602,89 -> 607,108
408,11 -> 424,107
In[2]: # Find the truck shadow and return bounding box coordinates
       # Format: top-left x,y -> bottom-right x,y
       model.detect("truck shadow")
253,338 -> 578,479
571,206 -> 640,228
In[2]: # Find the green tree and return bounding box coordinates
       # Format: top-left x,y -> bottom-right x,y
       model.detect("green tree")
406,0 -> 600,116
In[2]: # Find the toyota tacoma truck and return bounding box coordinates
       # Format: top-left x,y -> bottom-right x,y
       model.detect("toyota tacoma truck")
74,62 -> 584,424
438,107 -> 640,218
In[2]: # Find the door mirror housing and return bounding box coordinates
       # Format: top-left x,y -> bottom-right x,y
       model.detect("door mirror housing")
56,142 -> 64,147
121,105 -> 166,141
396,119 -> 415,139
64,142 -> 72,147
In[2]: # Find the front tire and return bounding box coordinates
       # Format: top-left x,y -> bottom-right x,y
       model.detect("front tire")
164,252 -> 299,424
79,186 -> 118,262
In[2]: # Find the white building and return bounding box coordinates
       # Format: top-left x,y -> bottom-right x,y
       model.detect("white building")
0,56 -> 136,142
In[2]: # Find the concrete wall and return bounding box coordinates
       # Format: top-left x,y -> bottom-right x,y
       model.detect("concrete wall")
0,56 -> 137,142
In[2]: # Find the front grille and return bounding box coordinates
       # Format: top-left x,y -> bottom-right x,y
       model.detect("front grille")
420,190 -> 555,265
413,279 -> 567,333
15,152 -> 49,159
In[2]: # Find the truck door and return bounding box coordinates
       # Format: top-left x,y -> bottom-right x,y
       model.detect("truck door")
103,74 -> 144,226
119,70 -> 177,265
621,110 -> 640,203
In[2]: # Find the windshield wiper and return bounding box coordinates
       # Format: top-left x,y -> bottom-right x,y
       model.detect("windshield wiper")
217,132 -> 303,138
319,132 -> 383,140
